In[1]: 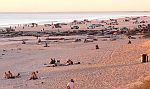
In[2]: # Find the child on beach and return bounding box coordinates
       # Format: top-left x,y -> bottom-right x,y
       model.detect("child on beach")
67,79 -> 75,89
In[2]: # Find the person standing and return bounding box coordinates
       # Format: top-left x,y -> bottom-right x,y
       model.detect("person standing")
67,79 -> 75,89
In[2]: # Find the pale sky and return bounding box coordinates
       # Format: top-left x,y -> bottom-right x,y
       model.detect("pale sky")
0,0 -> 150,12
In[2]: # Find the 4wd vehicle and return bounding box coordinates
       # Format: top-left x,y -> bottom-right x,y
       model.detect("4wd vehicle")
87,24 -> 104,29
71,26 -> 79,29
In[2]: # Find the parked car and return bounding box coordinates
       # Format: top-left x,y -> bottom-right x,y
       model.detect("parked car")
71,26 -> 79,29
54,24 -> 62,28
87,25 -> 95,29
87,24 -> 104,29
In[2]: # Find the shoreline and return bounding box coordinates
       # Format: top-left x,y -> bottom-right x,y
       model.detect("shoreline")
0,15 -> 150,38
0,12 -> 150,28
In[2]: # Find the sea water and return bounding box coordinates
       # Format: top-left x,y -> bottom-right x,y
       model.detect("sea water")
0,11 -> 150,27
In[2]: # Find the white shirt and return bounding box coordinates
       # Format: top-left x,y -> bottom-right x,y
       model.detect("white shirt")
67,82 -> 74,89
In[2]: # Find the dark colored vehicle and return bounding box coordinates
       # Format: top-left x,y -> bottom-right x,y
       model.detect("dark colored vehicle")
87,24 -> 104,29
54,24 -> 62,28
71,26 -> 79,29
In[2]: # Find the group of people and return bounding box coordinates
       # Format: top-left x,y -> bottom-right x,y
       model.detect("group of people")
49,58 -> 74,66
4,71 -> 38,80
4,71 -> 20,79
4,71 -> 74,89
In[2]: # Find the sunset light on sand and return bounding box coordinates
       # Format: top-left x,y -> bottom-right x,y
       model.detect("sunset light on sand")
0,0 -> 150,89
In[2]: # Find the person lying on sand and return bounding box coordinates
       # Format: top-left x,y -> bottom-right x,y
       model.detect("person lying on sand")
29,72 -> 38,80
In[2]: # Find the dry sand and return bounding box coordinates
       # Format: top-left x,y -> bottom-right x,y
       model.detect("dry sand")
0,35 -> 150,89
1,16 -> 150,89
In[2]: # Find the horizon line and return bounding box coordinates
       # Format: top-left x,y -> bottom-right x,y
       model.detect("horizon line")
0,11 -> 150,13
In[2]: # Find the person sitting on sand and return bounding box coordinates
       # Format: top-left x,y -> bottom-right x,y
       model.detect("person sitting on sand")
67,79 -> 75,89
38,38 -> 41,43
8,71 -> 13,78
128,40 -> 131,44
55,60 -> 60,66
4,71 -> 21,79
29,72 -> 38,80
49,58 -> 53,64
49,58 -> 56,64
128,36 -> 131,39
4,72 -> 9,79
84,39 -> 87,43
95,45 -> 99,49
22,40 -> 26,44
66,60 -> 73,65
53,58 -> 56,64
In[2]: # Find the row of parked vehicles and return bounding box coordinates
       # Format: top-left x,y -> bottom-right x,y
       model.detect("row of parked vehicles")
70,24 -> 105,29
44,23 -> 120,30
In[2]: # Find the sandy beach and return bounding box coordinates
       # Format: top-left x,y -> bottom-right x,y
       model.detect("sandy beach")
0,16 -> 150,89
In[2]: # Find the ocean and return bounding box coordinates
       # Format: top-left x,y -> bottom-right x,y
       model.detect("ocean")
0,11 -> 150,27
